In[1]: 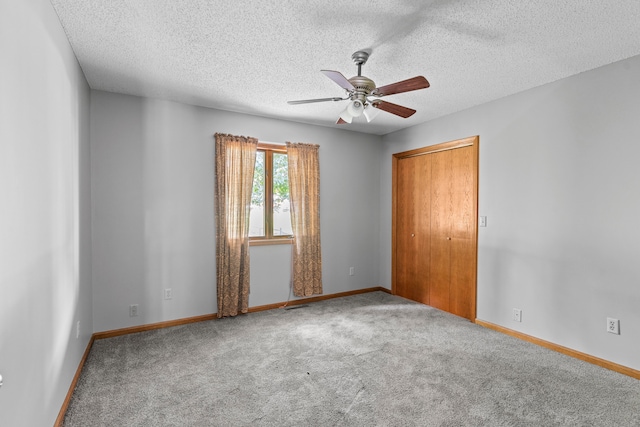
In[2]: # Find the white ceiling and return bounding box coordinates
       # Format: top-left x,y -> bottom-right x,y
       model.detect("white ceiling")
50,0 -> 640,135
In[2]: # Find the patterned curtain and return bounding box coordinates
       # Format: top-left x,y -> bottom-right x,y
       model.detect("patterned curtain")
286,142 -> 322,296
214,133 -> 258,317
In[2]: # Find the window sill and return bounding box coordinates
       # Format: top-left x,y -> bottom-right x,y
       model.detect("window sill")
249,238 -> 293,246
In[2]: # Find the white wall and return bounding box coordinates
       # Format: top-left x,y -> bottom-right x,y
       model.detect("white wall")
0,0 -> 92,425
379,55 -> 640,371
90,91 -> 382,332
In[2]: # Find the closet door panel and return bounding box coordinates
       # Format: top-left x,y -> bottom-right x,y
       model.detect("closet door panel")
414,155 -> 431,304
449,145 -> 477,319
396,156 -> 431,304
429,150 -> 452,312
395,157 -> 417,300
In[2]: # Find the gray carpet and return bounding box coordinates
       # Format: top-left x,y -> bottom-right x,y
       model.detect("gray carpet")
64,292 -> 640,426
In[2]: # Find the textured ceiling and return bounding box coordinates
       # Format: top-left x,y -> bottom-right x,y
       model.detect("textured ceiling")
50,0 -> 640,135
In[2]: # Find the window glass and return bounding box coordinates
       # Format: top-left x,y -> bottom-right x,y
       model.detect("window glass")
249,147 -> 292,239
272,153 -> 292,236
249,151 -> 265,237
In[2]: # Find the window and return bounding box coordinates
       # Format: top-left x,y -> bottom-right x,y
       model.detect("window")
249,143 -> 293,242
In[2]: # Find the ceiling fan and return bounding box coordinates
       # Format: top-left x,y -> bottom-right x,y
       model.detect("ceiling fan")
288,50 -> 430,124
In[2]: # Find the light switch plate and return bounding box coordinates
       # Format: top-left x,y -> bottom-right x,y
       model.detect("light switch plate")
479,216 -> 487,227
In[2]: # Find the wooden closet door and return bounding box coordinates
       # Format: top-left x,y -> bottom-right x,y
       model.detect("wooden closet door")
429,146 -> 476,318
392,136 -> 478,321
395,155 -> 431,304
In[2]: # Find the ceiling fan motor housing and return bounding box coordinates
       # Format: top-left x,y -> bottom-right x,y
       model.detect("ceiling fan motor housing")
348,75 -> 376,104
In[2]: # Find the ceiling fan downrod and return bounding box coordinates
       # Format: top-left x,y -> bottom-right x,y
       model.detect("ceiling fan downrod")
351,50 -> 370,77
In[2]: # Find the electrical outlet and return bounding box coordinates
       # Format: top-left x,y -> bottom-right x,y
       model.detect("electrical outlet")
164,288 -> 172,300
513,308 -> 522,322
607,317 -> 620,334
130,304 -> 139,317
76,321 -> 80,339
349,267 -> 354,276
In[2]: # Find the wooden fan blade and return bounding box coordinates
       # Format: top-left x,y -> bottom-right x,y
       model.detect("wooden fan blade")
373,76 -> 430,97
373,100 -> 416,118
336,117 -> 347,124
288,97 -> 345,105
321,70 -> 355,91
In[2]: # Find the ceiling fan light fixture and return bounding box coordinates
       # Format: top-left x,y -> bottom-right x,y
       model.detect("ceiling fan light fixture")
347,100 -> 364,118
339,107 -> 353,123
363,103 -> 381,122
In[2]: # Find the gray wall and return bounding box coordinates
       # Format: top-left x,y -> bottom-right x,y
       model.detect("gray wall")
379,55 -> 640,371
0,0 -> 92,425
90,91 -> 382,332
3,3 -> 638,422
